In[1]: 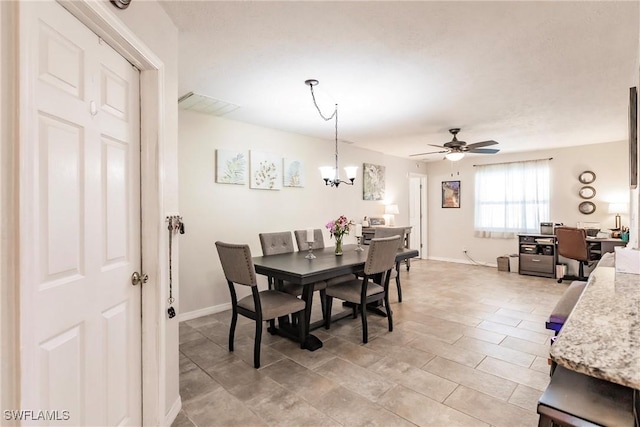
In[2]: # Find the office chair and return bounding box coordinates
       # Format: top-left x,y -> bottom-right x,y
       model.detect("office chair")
555,226 -> 597,283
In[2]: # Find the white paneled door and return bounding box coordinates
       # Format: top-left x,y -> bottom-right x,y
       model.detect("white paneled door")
20,1 -> 141,425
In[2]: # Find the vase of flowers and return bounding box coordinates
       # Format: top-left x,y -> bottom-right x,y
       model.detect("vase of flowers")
326,215 -> 352,256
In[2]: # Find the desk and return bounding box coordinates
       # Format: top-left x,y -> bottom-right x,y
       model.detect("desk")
518,234 -> 625,279
586,237 -> 627,257
252,244 -> 419,351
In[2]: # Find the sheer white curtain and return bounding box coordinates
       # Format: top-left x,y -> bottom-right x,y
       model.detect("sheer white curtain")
474,159 -> 550,238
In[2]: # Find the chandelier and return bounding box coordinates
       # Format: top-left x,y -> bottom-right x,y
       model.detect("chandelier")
304,79 -> 357,187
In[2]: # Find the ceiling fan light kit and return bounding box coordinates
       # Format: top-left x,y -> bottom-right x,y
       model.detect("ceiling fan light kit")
304,79 -> 357,187
411,128 -> 500,161
445,152 -> 465,161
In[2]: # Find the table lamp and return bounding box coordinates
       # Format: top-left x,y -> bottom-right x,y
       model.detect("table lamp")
384,204 -> 399,226
607,203 -> 628,230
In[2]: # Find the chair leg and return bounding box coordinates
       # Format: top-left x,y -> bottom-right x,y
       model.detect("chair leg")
361,301 -> 368,343
395,273 -> 402,303
268,319 -> 276,335
254,319 -> 262,369
579,262 -> 585,279
229,310 -> 238,352
385,293 -> 393,332
325,296 -> 333,329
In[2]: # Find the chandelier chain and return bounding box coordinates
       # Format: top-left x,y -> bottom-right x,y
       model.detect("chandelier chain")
305,78 -> 355,187
309,84 -> 340,174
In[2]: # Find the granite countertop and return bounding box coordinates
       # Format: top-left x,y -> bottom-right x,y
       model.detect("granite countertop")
550,266 -> 640,389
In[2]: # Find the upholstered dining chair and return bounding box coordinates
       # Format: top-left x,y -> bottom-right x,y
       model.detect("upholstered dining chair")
259,231 -> 328,321
259,231 -> 295,290
294,229 -> 325,251
555,226 -> 597,283
215,241 -> 306,368
373,227 -> 406,302
324,235 -> 401,343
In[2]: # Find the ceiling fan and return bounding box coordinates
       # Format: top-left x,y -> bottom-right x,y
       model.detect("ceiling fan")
410,128 -> 500,161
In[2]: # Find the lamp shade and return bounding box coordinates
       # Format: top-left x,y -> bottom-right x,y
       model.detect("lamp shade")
445,152 -> 465,161
344,166 -> 358,180
319,166 -> 335,181
385,204 -> 399,215
608,203 -> 629,214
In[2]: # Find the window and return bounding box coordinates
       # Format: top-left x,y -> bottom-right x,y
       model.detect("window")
474,159 -> 550,238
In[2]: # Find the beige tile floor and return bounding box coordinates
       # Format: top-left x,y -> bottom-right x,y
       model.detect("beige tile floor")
173,259 -> 566,427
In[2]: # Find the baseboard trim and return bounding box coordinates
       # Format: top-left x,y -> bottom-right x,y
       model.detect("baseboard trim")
178,302 -> 232,322
165,395 -> 182,427
427,256 -> 497,268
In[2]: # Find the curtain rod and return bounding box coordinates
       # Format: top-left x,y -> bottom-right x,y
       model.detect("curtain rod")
472,157 -> 553,167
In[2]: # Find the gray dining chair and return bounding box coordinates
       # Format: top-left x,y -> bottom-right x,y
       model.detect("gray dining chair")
259,231 -> 328,321
259,231 -> 299,290
294,228 -> 356,287
373,227 -> 406,302
294,229 -> 325,251
215,241 -> 306,368
324,235 -> 401,343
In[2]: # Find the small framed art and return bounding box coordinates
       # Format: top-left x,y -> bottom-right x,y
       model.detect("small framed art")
442,180 -> 460,208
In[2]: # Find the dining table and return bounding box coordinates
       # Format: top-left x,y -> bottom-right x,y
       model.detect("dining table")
252,244 -> 419,351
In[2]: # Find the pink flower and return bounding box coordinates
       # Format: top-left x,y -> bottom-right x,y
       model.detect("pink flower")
326,215 -> 353,239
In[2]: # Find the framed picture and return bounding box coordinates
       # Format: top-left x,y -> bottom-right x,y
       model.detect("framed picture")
283,158 -> 304,187
629,87 -> 637,189
442,180 -> 460,208
215,149 -> 246,184
250,150 -> 282,190
369,217 -> 385,226
363,163 -> 385,200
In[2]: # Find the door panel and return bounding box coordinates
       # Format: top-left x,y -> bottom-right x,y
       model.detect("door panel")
21,1 -> 141,425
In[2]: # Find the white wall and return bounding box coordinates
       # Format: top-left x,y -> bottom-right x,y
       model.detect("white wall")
178,110 -> 422,316
95,0 -> 181,421
424,141 -> 629,270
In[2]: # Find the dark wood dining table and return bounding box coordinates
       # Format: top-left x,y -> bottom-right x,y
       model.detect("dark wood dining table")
252,244 -> 419,351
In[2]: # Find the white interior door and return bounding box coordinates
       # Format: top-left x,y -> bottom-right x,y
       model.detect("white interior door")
409,176 -> 428,259
20,1 -> 141,425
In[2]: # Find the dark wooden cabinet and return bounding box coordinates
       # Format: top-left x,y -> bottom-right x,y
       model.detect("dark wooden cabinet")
518,234 -> 556,278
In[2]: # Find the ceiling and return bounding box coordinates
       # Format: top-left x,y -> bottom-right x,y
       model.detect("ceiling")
159,1 -> 639,161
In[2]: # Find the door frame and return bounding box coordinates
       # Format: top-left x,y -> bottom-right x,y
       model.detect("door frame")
409,173 -> 428,260
5,1 -> 167,424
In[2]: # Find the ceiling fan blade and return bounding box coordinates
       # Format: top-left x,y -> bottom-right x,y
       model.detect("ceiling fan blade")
428,144 -> 446,148
467,140 -> 498,149
409,150 -> 448,157
468,148 -> 500,154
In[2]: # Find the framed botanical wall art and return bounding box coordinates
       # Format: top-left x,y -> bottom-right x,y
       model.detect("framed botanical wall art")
442,180 -> 461,208
283,158 -> 304,187
250,150 -> 282,190
215,149 -> 246,185
363,163 -> 385,201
